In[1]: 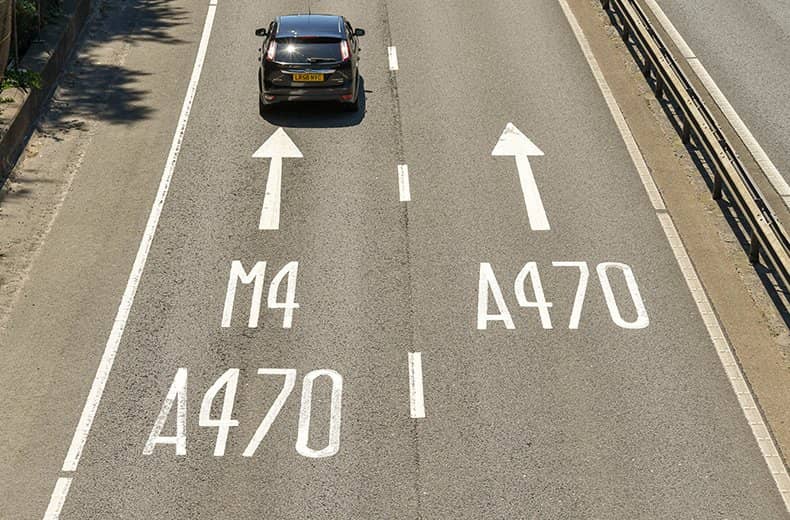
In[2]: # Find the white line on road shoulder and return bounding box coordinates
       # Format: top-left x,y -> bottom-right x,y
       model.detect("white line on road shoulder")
408,352 -> 425,419
642,0 -> 790,207
388,46 -> 399,71
398,164 -> 411,202
558,0 -> 790,511
43,478 -> 72,520
43,0 -> 218,516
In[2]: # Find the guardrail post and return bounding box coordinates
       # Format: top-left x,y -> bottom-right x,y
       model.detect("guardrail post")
749,232 -> 760,263
681,117 -> 691,144
655,76 -> 664,99
602,0 -> 610,10
712,173 -> 723,200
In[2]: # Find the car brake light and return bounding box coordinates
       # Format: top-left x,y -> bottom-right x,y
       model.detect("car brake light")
266,41 -> 277,61
340,40 -> 350,61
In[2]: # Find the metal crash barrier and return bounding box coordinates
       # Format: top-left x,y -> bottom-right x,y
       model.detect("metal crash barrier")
601,0 -> 790,293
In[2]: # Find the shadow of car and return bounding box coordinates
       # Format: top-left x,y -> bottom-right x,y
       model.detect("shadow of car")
258,77 -> 367,128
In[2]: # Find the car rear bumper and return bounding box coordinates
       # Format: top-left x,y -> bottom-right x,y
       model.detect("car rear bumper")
261,86 -> 355,104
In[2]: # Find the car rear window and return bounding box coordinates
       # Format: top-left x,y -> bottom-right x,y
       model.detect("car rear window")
273,37 -> 343,63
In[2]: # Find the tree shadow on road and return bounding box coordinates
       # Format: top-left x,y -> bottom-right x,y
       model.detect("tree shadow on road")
49,65 -> 155,125
259,77 -> 368,128
38,0 -> 189,132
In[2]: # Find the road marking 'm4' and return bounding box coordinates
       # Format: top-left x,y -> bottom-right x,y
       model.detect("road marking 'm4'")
221,260 -> 299,328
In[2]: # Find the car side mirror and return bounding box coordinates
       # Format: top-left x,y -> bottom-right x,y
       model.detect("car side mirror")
354,28 -> 365,37
255,28 -> 268,37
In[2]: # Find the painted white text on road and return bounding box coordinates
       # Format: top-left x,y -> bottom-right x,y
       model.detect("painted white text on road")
477,262 -> 649,330
144,368 -> 343,458
221,260 -> 299,328
143,368 -> 188,456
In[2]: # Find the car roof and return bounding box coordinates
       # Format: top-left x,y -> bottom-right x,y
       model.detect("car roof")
275,14 -> 345,39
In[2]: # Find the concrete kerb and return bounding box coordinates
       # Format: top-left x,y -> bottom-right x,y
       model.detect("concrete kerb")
0,0 -> 91,181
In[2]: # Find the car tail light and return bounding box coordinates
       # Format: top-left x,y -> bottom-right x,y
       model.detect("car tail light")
339,40 -> 350,61
266,41 -> 277,61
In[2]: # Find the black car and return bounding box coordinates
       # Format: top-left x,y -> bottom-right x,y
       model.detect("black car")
255,14 -> 365,113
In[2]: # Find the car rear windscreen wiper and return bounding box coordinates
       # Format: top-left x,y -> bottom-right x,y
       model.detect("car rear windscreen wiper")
307,57 -> 338,63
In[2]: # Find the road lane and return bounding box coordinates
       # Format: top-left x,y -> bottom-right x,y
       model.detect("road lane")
387,0 -> 787,516
0,0 -> 786,517
58,0 -> 419,517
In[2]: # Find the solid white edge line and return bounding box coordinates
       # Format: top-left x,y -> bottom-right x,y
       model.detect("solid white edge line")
388,46 -> 399,71
557,0 -> 790,511
61,0 -> 217,471
398,164 -> 411,202
642,0 -> 790,206
43,0 -> 218,515
408,352 -> 425,419
43,478 -> 72,520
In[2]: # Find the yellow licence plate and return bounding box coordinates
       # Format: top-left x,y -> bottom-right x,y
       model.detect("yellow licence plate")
293,73 -> 324,82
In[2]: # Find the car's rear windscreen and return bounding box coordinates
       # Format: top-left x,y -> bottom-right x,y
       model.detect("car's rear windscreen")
274,38 -> 343,63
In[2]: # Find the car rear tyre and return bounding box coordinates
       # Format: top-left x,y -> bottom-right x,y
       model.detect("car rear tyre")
259,97 -> 269,117
342,94 -> 359,113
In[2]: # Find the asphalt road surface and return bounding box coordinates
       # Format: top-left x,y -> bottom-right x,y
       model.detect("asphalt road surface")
649,0 -> 790,199
0,0 -> 788,518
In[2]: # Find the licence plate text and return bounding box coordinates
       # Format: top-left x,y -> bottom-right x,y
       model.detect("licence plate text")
293,73 -> 324,82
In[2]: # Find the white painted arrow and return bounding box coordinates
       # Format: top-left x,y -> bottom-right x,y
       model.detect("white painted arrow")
492,123 -> 549,231
253,128 -> 303,230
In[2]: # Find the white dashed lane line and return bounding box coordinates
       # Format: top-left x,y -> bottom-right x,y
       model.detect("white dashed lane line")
398,164 -> 411,202
408,352 -> 425,419
388,46 -> 399,71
